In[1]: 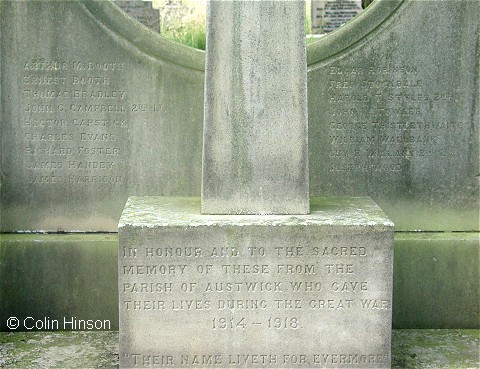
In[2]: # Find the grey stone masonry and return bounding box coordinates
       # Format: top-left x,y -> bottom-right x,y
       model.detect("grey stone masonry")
202,0 -> 309,215
2,0 -> 477,231
115,0 -> 160,33
118,197 -> 394,368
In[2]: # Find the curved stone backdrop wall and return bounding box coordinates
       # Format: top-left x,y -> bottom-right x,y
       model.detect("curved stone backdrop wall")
307,0 -> 479,231
0,0 -> 478,332
1,0 -> 478,233
1,0 -> 204,231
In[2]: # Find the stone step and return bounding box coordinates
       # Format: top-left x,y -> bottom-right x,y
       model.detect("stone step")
0,330 -> 478,368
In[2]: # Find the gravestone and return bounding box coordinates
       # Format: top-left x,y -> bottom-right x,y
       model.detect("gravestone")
115,0 -> 160,33
118,1 -> 394,368
311,0 -> 362,34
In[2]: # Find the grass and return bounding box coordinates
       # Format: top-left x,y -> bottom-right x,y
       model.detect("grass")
159,0 -> 206,50
159,1 -> 312,51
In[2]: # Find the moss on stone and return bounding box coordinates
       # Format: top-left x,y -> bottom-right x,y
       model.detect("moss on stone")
0,330 -> 478,368
0,331 -> 118,368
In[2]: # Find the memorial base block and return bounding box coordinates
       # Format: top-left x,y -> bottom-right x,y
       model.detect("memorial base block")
118,197 -> 394,368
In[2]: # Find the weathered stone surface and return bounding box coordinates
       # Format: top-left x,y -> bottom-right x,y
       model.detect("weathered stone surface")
307,0 -> 479,231
1,0 -> 478,231
2,232 -> 477,332
201,0 -> 309,215
1,330 -> 479,369
114,0 -> 160,33
0,234 -> 119,331
0,0 -> 204,232
393,232 -> 480,329
0,331 -> 119,368
118,197 -> 394,368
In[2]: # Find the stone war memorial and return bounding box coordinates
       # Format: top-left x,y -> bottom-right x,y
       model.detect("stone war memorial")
0,0 -> 479,368
119,1 -> 394,367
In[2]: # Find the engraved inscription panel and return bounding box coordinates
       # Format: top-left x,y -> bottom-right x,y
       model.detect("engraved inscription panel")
119,207 -> 393,368
308,0 -> 479,231
325,64 -> 466,174
1,0 -> 204,231
21,59 -> 128,187
309,60 -> 478,230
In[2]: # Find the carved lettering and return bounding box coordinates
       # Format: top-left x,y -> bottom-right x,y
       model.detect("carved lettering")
324,63 -> 467,173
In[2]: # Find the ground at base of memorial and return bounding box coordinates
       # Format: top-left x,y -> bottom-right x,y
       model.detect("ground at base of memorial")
0,330 -> 478,368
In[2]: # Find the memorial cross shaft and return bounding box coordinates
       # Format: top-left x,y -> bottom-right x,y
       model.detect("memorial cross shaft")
119,2 -> 394,368
201,0 -> 309,215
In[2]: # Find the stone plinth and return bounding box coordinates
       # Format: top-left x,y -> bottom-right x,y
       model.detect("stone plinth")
118,197 -> 394,368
